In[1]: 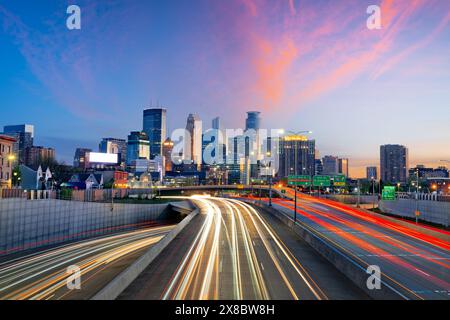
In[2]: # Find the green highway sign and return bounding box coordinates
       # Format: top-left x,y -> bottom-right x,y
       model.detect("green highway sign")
382,186 -> 396,201
313,175 -> 331,187
333,175 -> 346,187
288,175 -> 311,186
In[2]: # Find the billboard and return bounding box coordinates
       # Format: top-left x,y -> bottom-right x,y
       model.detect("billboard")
88,152 -> 118,164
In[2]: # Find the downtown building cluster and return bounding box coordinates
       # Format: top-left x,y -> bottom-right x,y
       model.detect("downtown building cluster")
67,108 -> 353,190
0,113 -> 448,194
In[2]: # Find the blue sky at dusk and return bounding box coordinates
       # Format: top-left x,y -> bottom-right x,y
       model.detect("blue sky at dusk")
1,0 -> 449,177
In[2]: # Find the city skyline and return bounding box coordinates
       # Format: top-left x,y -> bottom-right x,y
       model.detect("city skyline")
1,0 -> 450,177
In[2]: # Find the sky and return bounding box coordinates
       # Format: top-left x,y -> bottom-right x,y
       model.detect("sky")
1,0 -> 450,177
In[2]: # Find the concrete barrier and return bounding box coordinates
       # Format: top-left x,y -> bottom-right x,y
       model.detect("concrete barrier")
323,194 -> 377,205
0,198 -> 172,256
248,201 -> 409,300
379,199 -> 449,227
91,206 -> 200,300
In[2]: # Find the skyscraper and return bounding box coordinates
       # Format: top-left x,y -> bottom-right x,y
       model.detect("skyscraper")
380,144 -> 409,184
366,166 -> 378,180
245,111 -> 261,131
208,117 -> 226,164
338,158 -> 349,177
143,108 -> 167,159
126,131 -> 150,166
2,124 -> 34,164
278,134 -> 315,178
322,156 -> 339,175
185,114 -> 202,168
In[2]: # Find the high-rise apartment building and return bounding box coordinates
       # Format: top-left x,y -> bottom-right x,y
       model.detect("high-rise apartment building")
380,144 -> 409,184
25,146 -> 55,167
143,108 -> 167,159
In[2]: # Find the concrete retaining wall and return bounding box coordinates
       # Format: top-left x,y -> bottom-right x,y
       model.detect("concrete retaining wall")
0,198 -> 170,256
379,199 -> 450,227
92,207 -> 199,300
250,201 -> 409,300
323,194 -> 377,205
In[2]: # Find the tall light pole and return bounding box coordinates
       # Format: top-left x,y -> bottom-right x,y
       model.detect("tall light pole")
371,177 -> 375,209
415,169 -> 419,224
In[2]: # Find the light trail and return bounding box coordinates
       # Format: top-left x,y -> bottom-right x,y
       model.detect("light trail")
268,189 -> 450,300
162,196 -> 326,300
0,225 -> 174,300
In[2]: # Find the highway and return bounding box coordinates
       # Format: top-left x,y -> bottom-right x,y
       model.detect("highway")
269,188 -> 450,300
120,196 -> 367,300
0,224 -> 174,300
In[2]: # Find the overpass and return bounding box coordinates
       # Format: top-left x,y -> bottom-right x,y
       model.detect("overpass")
153,184 -> 287,198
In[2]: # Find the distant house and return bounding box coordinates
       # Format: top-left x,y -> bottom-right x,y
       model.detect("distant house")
67,173 -> 104,190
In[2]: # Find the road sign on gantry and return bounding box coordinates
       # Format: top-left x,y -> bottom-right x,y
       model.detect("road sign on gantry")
333,175 -> 346,187
382,186 -> 396,200
313,175 -> 331,187
288,175 -> 311,186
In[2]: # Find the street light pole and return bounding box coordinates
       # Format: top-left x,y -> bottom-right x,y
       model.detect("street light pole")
294,185 -> 297,224
371,177 -> 375,209
268,175 -> 272,207
357,179 -> 361,208
415,170 -> 419,224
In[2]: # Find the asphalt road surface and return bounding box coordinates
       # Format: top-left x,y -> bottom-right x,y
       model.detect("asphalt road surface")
269,188 -> 450,300
0,225 -> 174,300
120,196 -> 367,300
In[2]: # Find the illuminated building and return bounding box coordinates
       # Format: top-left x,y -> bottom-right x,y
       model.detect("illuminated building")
143,108 -> 167,159
278,134 -> 315,178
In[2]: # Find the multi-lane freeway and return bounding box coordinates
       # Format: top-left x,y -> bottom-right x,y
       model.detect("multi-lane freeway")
268,188 -> 450,300
0,225 -> 174,300
120,196 -> 367,300
2,191 -> 445,301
